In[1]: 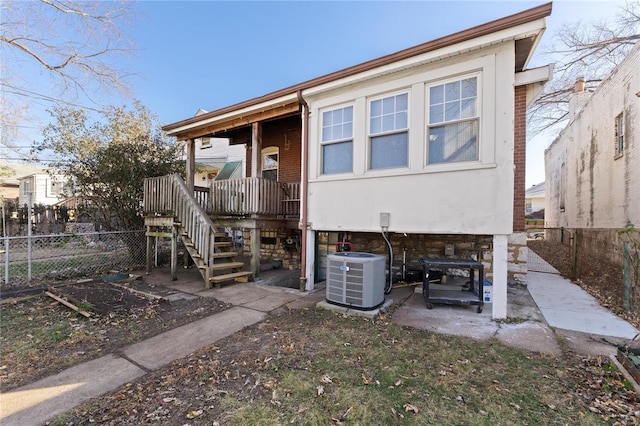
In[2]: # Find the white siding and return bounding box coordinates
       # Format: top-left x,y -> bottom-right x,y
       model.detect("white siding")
18,174 -> 65,206
545,44 -> 640,229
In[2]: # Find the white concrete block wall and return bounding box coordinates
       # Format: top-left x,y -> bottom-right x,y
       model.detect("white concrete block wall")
545,44 -> 640,229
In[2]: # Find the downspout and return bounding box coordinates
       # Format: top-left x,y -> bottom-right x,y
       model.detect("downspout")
297,90 -> 309,291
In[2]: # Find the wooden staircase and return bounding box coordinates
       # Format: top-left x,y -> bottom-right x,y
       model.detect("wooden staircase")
179,226 -> 251,288
144,175 -> 252,288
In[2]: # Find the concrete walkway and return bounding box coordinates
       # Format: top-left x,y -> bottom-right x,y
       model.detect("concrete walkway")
0,272 -> 325,426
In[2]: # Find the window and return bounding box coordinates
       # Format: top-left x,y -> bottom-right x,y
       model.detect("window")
369,93 -> 408,169
262,147 -> 278,181
200,137 -> 212,149
525,199 -> 532,215
427,76 -> 478,164
615,113 -> 624,157
321,106 -> 353,174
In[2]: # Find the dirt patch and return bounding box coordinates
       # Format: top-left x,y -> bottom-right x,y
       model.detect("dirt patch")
0,278 -> 231,391
528,240 -> 640,330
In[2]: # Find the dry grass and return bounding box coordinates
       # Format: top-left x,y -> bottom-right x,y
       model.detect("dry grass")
50,308 -> 638,425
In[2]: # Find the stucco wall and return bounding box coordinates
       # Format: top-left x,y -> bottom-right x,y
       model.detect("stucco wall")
305,43 -> 516,235
545,44 -> 640,229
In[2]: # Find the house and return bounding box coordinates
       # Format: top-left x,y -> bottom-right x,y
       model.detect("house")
0,160 -> 47,201
525,182 -> 545,217
544,42 -> 639,264
18,173 -> 68,207
146,3 -> 553,319
189,135 -> 246,187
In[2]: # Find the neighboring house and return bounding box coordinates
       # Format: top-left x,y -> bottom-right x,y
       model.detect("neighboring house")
545,42 -> 639,231
147,3 -> 553,319
189,133 -> 246,187
18,173 -> 68,206
0,160 -> 47,200
525,182 -> 545,217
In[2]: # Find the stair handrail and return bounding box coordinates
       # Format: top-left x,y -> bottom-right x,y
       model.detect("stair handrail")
144,174 -> 217,267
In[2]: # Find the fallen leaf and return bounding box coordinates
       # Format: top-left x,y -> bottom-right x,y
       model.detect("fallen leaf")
403,403 -> 419,413
186,409 -> 203,419
317,385 -> 324,396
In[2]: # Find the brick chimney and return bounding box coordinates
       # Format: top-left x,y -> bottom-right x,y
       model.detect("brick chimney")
569,77 -> 590,121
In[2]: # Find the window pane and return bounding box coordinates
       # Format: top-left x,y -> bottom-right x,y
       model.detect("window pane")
343,121 -> 353,138
323,111 -> 333,126
429,104 -> 443,124
444,101 -> 460,121
460,98 -> 476,118
370,116 -> 382,134
430,85 -> 444,104
333,109 -> 343,124
371,99 -> 382,117
322,126 -> 331,141
323,141 -> 353,174
461,77 -> 477,98
445,81 -> 460,101
371,132 -> 408,169
428,120 -> 478,164
382,97 -> 395,114
396,111 -> 408,129
343,106 -> 353,122
382,114 -> 395,132
332,125 -> 343,141
396,93 -> 408,111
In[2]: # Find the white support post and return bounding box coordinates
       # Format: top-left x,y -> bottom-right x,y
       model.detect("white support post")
492,234 -> 508,319
305,229 -> 315,291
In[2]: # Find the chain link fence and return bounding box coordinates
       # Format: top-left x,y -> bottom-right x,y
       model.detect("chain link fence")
1,230 -> 146,290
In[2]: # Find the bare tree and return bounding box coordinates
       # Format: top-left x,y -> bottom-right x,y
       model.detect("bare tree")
0,0 -> 136,158
529,1 -> 640,135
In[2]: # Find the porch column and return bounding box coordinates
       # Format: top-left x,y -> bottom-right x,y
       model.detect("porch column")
251,122 -> 262,178
250,227 -> 261,278
185,138 -> 195,191
492,234 -> 508,319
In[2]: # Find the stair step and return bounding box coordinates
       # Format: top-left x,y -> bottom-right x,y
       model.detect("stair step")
213,232 -> 227,238
209,271 -> 253,284
185,242 -> 195,247
212,252 -> 238,259
211,262 -> 245,271
215,242 -> 232,248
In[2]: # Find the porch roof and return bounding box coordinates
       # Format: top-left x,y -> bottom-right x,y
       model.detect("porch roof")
163,2 -> 552,140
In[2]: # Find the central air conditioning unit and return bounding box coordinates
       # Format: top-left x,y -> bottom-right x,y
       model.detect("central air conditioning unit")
326,252 -> 385,310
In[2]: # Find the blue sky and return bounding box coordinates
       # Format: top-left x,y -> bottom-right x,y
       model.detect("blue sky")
3,0 -> 630,186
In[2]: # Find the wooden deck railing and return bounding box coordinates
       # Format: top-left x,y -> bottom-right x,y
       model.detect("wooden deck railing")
144,175 -> 300,219
209,178 -> 300,218
144,174 -> 217,268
